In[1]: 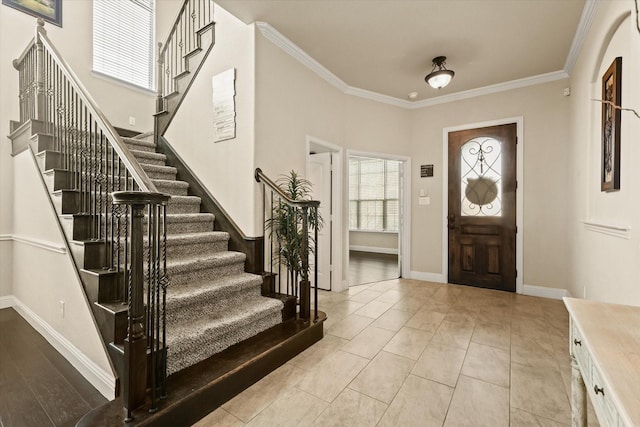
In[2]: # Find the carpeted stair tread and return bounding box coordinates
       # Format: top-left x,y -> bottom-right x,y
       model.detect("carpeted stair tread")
122,136 -> 156,152
130,149 -> 167,165
131,131 -> 154,141
164,213 -> 215,224
166,272 -> 262,307
165,296 -> 283,374
165,231 -> 229,245
141,163 -> 177,174
166,251 -> 246,273
152,179 -> 189,196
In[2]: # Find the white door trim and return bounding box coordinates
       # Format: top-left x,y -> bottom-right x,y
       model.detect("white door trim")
306,136 -> 345,292
346,149 -> 412,281
442,116 -> 524,294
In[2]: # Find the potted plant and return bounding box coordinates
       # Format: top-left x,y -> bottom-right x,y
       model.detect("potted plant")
265,170 -> 323,292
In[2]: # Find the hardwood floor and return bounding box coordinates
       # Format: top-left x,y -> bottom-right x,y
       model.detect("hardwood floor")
0,308 -> 106,427
349,251 -> 399,286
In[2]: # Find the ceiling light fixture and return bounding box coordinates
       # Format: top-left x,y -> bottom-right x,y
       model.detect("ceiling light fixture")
425,56 -> 454,89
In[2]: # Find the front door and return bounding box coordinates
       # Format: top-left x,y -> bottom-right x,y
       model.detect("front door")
448,123 -> 517,292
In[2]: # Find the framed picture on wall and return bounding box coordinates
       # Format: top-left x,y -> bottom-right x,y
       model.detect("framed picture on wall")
601,56 -> 622,192
2,0 -> 62,27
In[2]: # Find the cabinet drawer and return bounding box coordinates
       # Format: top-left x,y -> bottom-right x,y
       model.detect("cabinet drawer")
571,320 -> 590,376
589,365 -> 619,427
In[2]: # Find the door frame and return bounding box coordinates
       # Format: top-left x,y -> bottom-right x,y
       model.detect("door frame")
442,117 -> 524,294
346,149 -> 412,282
306,135 -> 345,292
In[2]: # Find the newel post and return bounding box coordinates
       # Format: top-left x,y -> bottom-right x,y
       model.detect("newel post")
112,191 -> 170,421
300,206 -> 311,321
34,19 -> 47,122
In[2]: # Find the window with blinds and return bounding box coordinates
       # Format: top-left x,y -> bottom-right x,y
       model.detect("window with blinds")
349,157 -> 400,232
93,0 -> 155,90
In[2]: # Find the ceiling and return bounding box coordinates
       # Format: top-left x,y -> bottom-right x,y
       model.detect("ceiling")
216,0 -> 587,103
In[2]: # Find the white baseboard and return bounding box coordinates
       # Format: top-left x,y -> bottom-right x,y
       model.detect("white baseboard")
522,284 -> 571,300
349,245 -> 398,255
407,271 -> 447,283
0,295 -> 14,309
8,296 -> 116,400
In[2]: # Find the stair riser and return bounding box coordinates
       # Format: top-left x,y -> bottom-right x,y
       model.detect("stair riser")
81,269 -> 124,304
70,241 -> 109,270
52,190 -> 81,215
165,220 -> 214,234
124,141 -> 156,153
36,150 -> 63,171
153,182 -> 189,196
144,168 -> 177,180
166,290 -> 262,328
132,152 -> 166,166
166,202 -> 200,215
168,262 -> 245,287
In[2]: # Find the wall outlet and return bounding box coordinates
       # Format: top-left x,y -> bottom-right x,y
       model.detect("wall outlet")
60,300 -> 65,318
419,196 -> 431,205
129,116 -> 136,126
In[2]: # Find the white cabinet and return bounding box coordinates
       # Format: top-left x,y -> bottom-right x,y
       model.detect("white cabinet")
564,298 -> 640,427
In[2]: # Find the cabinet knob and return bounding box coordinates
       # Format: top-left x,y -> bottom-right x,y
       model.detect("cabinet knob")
594,385 -> 605,396
573,339 -> 582,346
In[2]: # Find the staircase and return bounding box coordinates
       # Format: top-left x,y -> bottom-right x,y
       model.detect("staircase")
119,132 -> 283,375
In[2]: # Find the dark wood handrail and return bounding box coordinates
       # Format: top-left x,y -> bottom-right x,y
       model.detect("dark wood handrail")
255,168 -> 321,209
32,20 -> 158,194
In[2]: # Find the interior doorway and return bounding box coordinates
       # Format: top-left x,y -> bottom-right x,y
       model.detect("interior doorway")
347,151 -> 410,287
306,136 -> 343,292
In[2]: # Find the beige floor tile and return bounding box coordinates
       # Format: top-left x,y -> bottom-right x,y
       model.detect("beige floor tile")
341,325 -> 396,359
322,300 -> 365,320
378,375 -> 453,427
383,326 -> 432,360
348,350 -> 415,403
326,314 -> 374,340
443,309 -> 477,325
353,300 -> 393,319
430,319 -> 475,350
511,333 -> 558,368
222,363 -> 305,422
444,375 -> 509,427
471,321 -> 511,350
406,307 -> 446,332
289,334 -> 348,371
421,298 -> 455,314
376,289 -> 405,304
391,297 -> 425,315
348,289 -> 383,304
245,388 -> 328,427
510,408 -> 569,426
460,342 -> 510,387
193,407 -> 244,427
512,315 -> 552,341
511,362 -> 571,424
371,308 -> 413,332
411,340 -> 466,387
310,388 -> 387,427
296,350 -> 369,402
367,280 -> 398,293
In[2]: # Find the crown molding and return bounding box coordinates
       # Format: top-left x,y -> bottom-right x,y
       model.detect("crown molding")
564,0 -> 600,75
256,5 -> 588,111
407,70 -> 570,109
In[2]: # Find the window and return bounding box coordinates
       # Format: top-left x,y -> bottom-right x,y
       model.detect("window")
93,0 -> 155,90
349,157 -> 400,232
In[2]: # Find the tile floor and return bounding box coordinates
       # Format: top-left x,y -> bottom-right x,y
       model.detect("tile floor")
194,279 -> 601,427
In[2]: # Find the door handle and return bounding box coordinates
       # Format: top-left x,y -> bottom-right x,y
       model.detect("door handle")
447,214 -> 456,229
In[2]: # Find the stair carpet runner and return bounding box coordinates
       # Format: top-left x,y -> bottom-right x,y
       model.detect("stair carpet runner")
120,132 -> 283,375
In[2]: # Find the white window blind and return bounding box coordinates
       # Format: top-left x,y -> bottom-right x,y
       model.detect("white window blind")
93,0 -> 155,90
349,157 -> 401,232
